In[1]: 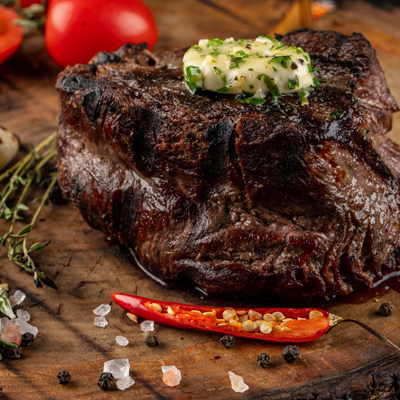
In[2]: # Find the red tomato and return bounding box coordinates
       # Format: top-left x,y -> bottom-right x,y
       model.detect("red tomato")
0,5 -> 23,65
44,0 -> 158,68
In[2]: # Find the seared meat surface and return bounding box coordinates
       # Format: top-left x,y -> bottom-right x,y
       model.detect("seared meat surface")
57,29 -> 400,300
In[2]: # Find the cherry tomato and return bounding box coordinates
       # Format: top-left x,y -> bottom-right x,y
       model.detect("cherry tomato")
0,5 -> 23,65
44,0 -> 158,68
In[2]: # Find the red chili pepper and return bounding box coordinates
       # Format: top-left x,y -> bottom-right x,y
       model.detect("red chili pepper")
112,293 -> 340,343
112,293 -> 400,352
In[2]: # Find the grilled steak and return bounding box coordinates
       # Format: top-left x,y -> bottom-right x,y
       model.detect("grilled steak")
56,28 -> 400,300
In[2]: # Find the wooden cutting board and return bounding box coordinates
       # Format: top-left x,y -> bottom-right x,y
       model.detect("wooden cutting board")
1,1 -> 400,398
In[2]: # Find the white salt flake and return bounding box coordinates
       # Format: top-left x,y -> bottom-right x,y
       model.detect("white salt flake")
16,309 -> 30,321
10,290 -> 26,306
116,376 -> 135,390
140,320 -> 154,332
116,336 -> 129,346
229,371 -> 249,393
1,317 -> 10,335
94,316 -> 108,328
93,304 -> 111,316
162,366 -> 182,387
14,318 -> 38,337
104,359 -> 130,380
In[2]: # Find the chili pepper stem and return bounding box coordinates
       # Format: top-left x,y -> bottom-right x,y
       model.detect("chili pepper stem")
339,318 -> 400,355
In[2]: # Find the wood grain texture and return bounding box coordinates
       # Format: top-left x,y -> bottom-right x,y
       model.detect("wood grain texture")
1,0 -> 400,398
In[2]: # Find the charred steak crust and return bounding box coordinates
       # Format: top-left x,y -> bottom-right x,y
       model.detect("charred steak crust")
57,29 -> 400,300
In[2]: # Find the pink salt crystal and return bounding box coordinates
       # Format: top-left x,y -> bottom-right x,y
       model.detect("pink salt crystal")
162,366 -> 182,387
2,320 -> 22,345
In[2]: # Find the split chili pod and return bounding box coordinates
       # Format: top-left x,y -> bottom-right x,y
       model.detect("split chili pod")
111,293 -> 340,343
112,293 -> 400,354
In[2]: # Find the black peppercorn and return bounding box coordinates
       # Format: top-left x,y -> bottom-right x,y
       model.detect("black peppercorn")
4,345 -> 21,359
257,352 -> 270,368
21,332 -> 35,347
49,185 -> 64,205
380,302 -> 394,316
144,331 -> 159,347
282,346 -> 300,363
57,371 -> 71,385
220,335 -> 235,348
98,372 -> 115,390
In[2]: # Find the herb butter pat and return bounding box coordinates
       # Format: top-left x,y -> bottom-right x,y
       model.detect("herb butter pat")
183,36 -> 315,101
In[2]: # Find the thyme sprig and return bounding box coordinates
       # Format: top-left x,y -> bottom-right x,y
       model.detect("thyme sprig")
0,133 -> 58,290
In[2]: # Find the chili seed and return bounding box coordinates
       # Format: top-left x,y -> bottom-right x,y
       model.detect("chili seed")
57,371 -> 71,385
220,335 -> 235,348
255,320 -> 264,327
191,310 -> 202,315
237,310 -> 247,316
223,308 -> 238,322
203,311 -> 216,318
272,312 -> 285,321
167,306 -> 175,316
218,322 -> 229,326
281,327 -> 291,332
127,312 -> 138,323
282,318 -> 293,324
297,317 -> 306,320
151,303 -> 162,312
263,313 -> 276,322
260,322 -> 272,334
273,325 -> 282,331
144,331 -> 159,347
242,320 -> 258,332
380,302 -> 394,316
248,310 -> 262,320
238,315 -> 248,323
309,310 -> 324,319
257,352 -> 270,368
282,346 -> 300,363
98,372 -> 115,390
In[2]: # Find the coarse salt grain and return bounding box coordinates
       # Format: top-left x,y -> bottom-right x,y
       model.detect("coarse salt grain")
162,366 -> 182,387
103,359 -> 130,380
116,375 -> 135,390
93,304 -> 111,316
141,320 -> 154,332
116,336 -> 129,346
10,290 -> 26,306
94,316 -> 108,328
229,371 -> 249,393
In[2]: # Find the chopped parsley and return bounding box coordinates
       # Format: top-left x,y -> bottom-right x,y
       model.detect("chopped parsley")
249,84 -> 254,89
270,55 -> 291,69
257,74 -> 281,97
217,86 -> 230,94
229,57 -> 244,69
288,77 -> 299,90
313,77 -> 321,87
235,50 -> 249,58
236,97 -> 266,105
210,49 -> 220,56
207,38 -> 223,47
